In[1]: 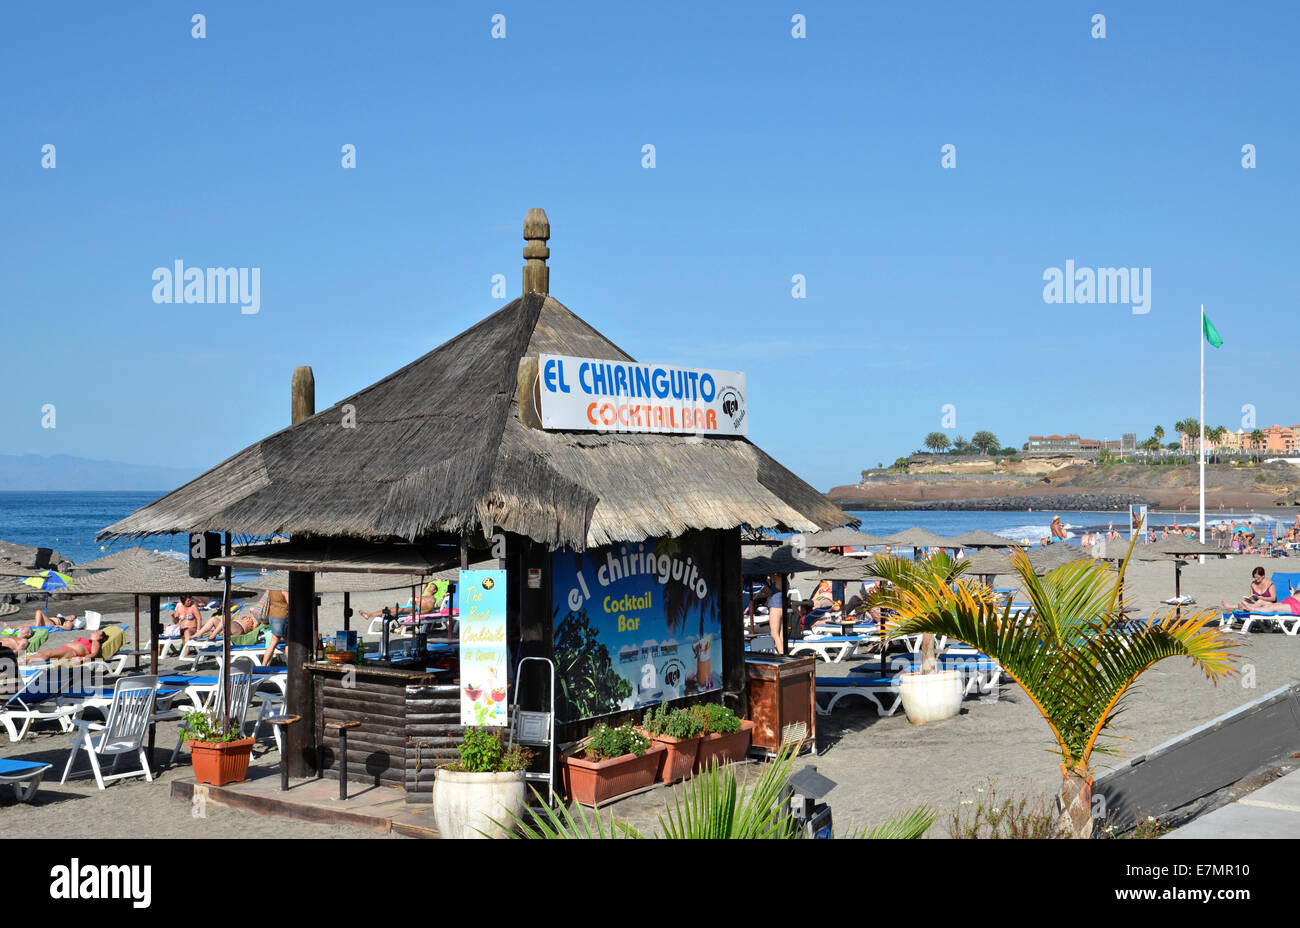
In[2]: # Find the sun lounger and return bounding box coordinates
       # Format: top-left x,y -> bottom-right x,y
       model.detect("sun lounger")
0,758 -> 53,802
815,675 -> 903,717
789,634 -> 879,663
0,666 -> 86,742
850,652 -> 1003,697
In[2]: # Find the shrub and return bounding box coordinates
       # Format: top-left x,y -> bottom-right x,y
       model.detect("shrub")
691,702 -> 742,734
584,723 -> 650,761
182,709 -> 244,744
642,705 -> 704,740
446,727 -> 534,773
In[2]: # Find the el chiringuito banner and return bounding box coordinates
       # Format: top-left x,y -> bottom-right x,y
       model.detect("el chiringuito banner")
537,353 -> 747,436
459,569 -> 508,726
551,535 -> 722,723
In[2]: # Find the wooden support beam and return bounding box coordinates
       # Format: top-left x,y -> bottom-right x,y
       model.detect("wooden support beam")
286,570 -> 316,777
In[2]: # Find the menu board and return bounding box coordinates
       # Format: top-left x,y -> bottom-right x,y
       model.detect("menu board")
458,569 -> 508,727
551,535 -> 722,723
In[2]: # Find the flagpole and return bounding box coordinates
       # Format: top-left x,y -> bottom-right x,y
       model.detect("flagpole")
1199,303 -> 1206,550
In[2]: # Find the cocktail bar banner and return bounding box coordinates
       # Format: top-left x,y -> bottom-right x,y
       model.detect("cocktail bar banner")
551,535 -> 723,723
538,353 -> 747,436
459,568 -> 508,726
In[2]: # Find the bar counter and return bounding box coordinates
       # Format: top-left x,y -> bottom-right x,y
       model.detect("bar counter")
307,659 -> 463,803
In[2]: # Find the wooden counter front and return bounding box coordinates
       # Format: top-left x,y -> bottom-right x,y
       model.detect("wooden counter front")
307,662 -> 462,801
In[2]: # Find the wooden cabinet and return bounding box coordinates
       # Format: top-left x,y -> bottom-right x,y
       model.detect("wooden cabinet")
745,654 -> 816,757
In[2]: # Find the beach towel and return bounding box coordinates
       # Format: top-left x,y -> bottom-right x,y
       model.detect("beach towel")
24,629 -> 50,653
230,625 -> 263,647
99,626 -> 124,661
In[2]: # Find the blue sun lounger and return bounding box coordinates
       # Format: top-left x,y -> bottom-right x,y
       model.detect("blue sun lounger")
0,758 -> 53,802
815,674 -> 902,717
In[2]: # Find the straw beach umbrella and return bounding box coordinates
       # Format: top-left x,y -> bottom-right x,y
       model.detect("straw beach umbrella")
883,528 -> 957,559
949,530 -> 1027,549
800,527 -> 891,549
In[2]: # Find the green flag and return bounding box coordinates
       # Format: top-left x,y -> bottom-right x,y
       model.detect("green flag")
1203,312 -> 1224,348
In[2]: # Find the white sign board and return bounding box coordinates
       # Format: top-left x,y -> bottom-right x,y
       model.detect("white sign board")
537,353 -> 747,436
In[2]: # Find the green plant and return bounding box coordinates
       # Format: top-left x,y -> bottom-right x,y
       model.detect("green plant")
877,539 -> 1238,838
181,709 -> 244,744
445,727 -> 534,773
503,741 -> 934,839
642,705 -> 705,740
948,781 -> 1058,839
584,723 -> 650,761
553,607 -> 633,720
865,549 -> 972,675
692,702 -> 742,734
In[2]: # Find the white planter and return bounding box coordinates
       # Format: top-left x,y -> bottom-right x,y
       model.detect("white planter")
899,670 -> 964,725
432,769 -> 527,839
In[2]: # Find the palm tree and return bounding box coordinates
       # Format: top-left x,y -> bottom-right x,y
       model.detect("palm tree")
923,431 -> 951,453
865,550 -> 972,674
970,430 -> 999,455
873,544 -> 1238,837
1153,425 -> 1165,442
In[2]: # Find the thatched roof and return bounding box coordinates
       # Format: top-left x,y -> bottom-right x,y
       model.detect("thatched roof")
244,570 -> 430,593
959,549 -> 1016,575
1024,543 -> 1088,572
64,555 -> 250,596
949,530 -> 1026,548
0,540 -> 65,571
742,544 -> 869,581
801,527 -> 890,548
68,547 -> 180,573
100,293 -> 848,551
883,528 -> 955,549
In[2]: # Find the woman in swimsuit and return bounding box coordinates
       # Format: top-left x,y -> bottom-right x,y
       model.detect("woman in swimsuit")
194,598 -> 264,641
1222,567 -> 1277,613
23,630 -> 105,664
173,596 -> 203,643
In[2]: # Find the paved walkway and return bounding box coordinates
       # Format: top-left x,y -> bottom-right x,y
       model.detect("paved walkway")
1167,768 -> 1300,838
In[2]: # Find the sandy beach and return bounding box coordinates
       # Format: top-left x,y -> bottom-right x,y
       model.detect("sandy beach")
4,554 -> 1296,838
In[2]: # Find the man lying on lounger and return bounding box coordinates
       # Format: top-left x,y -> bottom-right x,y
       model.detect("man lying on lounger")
23,630 -> 106,665
192,601 -> 264,642
0,626 -> 33,655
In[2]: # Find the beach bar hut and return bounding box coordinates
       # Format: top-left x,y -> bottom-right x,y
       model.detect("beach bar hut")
98,210 -> 849,795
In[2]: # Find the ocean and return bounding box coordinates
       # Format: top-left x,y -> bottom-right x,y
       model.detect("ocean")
0,492 -> 1287,565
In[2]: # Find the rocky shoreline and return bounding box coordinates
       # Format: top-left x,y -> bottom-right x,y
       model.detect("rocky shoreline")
839,492 -> 1144,512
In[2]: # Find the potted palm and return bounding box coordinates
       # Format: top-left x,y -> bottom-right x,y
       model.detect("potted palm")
866,551 -> 969,724
640,705 -> 705,783
559,722 -> 662,806
692,703 -> 754,771
433,728 -> 533,839
878,539 -> 1238,837
182,709 -> 255,786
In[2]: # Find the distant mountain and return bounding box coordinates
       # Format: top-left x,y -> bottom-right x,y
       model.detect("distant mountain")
0,454 -> 199,491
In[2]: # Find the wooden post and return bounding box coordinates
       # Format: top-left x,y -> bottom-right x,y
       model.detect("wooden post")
343,592 -> 351,632
291,366 -> 315,425
522,208 -> 550,296
221,534 -> 232,733
286,570 -> 316,777
285,366 -> 317,777
149,594 -> 161,677
133,595 -> 141,672
718,528 -> 746,718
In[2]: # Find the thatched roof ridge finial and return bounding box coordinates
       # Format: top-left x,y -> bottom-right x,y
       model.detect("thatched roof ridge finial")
523,208 -> 550,296
291,366 -> 315,424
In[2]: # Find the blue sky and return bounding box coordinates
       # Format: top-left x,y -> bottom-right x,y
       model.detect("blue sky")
2,1 -> 1297,491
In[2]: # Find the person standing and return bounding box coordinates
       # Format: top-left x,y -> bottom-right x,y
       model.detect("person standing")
260,589 -> 289,666
767,573 -> 786,655
1050,515 -> 1067,543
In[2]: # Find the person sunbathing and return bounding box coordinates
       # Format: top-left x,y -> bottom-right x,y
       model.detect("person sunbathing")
359,579 -> 450,621
5,610 -> 78,630
23,630 -> 105,664
1222,567 -> 1277,612
193,606 -> 261,642
0,627 -> 33,655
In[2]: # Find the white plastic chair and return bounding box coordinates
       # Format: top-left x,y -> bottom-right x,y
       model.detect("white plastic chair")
59,674 -> 157,789
1,665 -> 82,742
171,657 -> 255,765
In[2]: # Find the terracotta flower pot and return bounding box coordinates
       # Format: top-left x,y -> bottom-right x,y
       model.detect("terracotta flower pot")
643,730 -> 703,783
560,743 -> 664,806
694,720 -> 755,772
188,737 -> 255,786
